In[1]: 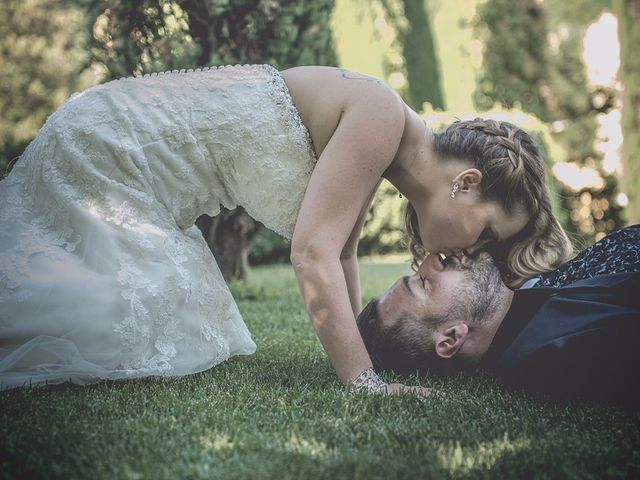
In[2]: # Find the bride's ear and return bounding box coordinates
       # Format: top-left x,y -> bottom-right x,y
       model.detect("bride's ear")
453,169 -> 482,193
434,323 -> 469,359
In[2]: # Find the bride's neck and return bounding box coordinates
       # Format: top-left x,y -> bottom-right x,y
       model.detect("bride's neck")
383,121 -> 437,204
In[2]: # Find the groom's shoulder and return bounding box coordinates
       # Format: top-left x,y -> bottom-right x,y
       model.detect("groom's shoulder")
602,223 -> 640,242
563,270 -> 640,289
578,224 -> 640,257
571,224 -> 640,278
532,225 -> 640,289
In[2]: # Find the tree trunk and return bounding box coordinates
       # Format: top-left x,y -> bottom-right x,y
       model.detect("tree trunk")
196,210 -> 262,282
615,0 -> 640,223
401,0 -> 445,110
378,0 -> 445,111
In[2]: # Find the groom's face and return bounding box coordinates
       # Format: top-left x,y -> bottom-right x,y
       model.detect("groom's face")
376,251 -> 504,329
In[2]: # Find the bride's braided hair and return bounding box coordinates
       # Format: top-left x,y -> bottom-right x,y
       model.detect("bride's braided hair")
405,118 -> 572,287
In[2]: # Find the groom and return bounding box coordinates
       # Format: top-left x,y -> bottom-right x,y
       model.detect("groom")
356,225 -> 640,407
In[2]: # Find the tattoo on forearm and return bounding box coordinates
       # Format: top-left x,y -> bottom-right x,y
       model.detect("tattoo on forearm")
339,69 -> 383,85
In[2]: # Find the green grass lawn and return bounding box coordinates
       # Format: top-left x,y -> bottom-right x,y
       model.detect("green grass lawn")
1,260 -> 639,479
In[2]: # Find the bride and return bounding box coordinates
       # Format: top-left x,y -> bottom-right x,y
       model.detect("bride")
0,64 -> 571,394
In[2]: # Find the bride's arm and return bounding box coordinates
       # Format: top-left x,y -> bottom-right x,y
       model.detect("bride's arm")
290,86 -> 403,385
340,183 -> 380,316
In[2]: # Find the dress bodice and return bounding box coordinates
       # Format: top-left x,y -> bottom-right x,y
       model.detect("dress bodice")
46,64 -> 317,237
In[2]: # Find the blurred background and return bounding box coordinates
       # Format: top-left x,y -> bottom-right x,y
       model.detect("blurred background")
1,0 -> 638,280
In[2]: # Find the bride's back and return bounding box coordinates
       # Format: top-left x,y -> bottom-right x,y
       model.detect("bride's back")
280,66 -> 402,159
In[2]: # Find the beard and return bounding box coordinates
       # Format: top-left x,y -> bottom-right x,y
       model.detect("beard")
447,253 -> 506,323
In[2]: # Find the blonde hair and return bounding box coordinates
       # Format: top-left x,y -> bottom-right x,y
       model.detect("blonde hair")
405,118 -> 573,288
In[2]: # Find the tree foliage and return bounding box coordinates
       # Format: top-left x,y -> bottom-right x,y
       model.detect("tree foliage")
77,0 -> 197,79
614,0 -> 640,223
474,0 -> 550,120
474,0 -> 624,246
77,0 -> 337,79
0,0 -> 91,175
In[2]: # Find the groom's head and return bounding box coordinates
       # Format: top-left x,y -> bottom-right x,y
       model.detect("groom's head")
356,252 -> 513,377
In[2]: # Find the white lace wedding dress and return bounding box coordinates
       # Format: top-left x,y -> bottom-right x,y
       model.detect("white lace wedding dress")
0,64 -> 317,389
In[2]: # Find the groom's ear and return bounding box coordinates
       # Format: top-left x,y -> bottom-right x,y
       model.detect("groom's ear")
434,323 -> 469,359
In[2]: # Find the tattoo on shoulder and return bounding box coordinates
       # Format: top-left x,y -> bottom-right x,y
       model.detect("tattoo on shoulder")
339,69 -> 384,85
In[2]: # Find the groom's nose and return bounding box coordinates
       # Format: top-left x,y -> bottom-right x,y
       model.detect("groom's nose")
417,253 -> 443,276
417,258 -> 429,276
416,256 -> 430,277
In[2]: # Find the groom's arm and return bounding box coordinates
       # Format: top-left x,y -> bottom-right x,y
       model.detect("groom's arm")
340,181 -> 380,316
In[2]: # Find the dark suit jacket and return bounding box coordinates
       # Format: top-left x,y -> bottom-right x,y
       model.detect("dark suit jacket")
480,272 -> 640,407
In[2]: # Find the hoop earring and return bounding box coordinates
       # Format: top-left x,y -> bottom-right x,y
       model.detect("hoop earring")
450,182 -> 460,199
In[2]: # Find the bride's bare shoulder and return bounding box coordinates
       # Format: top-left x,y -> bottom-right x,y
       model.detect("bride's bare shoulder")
280,65 -> 389,85
280,66 -> 404,157
280,66 -> 397,105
